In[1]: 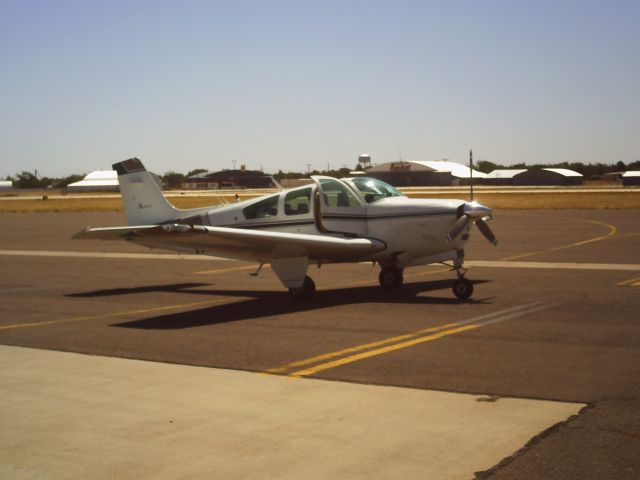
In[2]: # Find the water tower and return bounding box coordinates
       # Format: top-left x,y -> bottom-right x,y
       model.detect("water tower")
358,154 -> 372,170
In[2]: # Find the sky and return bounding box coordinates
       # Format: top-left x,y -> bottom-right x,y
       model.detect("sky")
1,0 -> 639,177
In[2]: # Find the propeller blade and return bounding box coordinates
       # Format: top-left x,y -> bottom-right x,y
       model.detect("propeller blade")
447,215 -> 471,244
475,219 -> 498,246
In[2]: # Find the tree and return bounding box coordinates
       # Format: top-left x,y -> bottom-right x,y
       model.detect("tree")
627,160 -> 640,170
14,171 -> 50,188
476,160 -> 498,174
186,168 -> 207,177
52,174 -> 84,188
162,172 -> 186,189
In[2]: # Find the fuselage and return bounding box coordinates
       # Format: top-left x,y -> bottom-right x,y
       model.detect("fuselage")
171,177 -> 469,267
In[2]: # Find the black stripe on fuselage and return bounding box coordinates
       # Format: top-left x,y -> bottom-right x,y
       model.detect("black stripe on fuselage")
212,210 -> 456,230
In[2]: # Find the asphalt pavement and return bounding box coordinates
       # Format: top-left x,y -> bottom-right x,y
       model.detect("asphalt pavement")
0,210 -> 639,479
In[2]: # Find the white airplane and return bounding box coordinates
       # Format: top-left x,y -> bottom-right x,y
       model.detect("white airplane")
75,158 -> 497,301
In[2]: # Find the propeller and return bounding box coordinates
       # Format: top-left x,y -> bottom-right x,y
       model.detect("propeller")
446,202 -> 498,246
446,215 -> 471,244
475,217 -> 497,246
445,148 -> 498,247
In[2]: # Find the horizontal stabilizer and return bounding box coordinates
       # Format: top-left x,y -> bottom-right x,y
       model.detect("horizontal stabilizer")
73,225 -> 163,240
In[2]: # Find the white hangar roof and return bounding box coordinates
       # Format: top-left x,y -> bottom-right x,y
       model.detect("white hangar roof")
542,168 -> 583,177
485,169 -> 527,179
369,160 -> 487,179
67,171 -> 119,190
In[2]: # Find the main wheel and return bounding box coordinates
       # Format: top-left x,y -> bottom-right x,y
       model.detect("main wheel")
452,278 -> 474,300
379,266 -> 404,290
289,276 -> 316,301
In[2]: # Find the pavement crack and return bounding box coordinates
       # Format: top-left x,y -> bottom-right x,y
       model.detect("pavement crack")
472,402 -> 595,479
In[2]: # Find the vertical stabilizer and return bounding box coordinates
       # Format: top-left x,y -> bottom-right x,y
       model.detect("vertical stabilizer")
113,158 -> 179,225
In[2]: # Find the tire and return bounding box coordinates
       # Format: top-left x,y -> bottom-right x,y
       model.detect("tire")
452,278 -> 474,300
379,266 -> 404,290
289,276 -> 316,301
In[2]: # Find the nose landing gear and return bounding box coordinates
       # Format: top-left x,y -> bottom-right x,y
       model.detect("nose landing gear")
452,277 -> 474,300
450,255 -> 474,300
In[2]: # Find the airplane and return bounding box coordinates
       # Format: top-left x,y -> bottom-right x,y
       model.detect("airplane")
74,157 -> 497,301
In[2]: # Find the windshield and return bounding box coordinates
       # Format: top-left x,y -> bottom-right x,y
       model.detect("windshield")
350,177 -> 404,203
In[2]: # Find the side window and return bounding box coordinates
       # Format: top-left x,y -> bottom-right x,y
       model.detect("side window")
319,178 -> 361,208
284,187 -> 312,216
243,195 -> 279,219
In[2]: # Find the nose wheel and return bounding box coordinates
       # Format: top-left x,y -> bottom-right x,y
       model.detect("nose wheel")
449,253 -> 474,300
452,277 -> 474,300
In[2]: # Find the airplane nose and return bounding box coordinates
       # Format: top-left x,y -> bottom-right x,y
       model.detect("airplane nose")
463,201 -> 493,219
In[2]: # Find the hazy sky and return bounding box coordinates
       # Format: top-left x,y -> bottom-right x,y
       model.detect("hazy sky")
1,0 -> 639,177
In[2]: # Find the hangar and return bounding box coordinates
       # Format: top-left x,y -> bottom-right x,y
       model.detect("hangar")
512,168 -> 584,186
183,169 -> 280,190
484,169 -> 527,186
366,160 -> 486,187
67,171 -> 119,191
67,170 -> 163,191
601,172 -> 624,182
622,171 -> 640,187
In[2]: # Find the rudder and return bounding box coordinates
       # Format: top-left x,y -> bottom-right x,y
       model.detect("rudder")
113,158 -> 179,225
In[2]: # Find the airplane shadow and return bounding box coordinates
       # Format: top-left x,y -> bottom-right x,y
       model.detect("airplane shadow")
87,279 -> 493,330
66,283 -> 210,298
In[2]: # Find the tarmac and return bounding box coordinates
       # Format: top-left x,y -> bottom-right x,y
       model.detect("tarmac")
1,209 -> 639,479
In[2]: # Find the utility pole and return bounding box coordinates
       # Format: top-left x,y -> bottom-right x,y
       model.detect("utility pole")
469,149 -> 474,201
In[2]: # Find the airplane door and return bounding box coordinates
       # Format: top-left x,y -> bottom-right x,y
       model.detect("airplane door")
312,176 -> 367,236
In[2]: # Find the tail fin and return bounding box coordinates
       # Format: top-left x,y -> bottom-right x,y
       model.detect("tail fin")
113,158 -> 179,225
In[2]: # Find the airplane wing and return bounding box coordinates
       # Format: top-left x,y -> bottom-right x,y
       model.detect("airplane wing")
74,224 -> 386,262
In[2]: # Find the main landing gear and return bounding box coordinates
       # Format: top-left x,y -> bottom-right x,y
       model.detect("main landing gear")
289,276 -> 316,301
379,265 -> 404,289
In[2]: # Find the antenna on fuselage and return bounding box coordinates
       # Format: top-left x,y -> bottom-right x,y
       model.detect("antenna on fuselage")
469,149 -> 474,201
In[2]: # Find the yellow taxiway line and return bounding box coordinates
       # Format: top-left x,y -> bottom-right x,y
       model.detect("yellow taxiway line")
617,276 -> 640,286
289,323 -> 481,377
501,219 -> 617,261
267,302 -> 549,378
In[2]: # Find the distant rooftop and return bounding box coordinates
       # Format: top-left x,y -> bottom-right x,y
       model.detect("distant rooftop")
67,170 -> 119,190
369,160 -> 487,179
485,169 -> 527,179
543,168 -> 583,177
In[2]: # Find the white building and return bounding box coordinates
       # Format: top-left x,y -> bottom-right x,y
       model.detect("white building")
485,169 -> 528,185
67,171 -> 119,191
622,171 -> 640,187
366,160 -> 486,186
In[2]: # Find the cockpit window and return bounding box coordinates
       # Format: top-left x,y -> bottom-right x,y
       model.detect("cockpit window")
284,187 -> 311,215
351,177 -> 404,203
243,194 -> 279,219
319,178 -> 361,208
